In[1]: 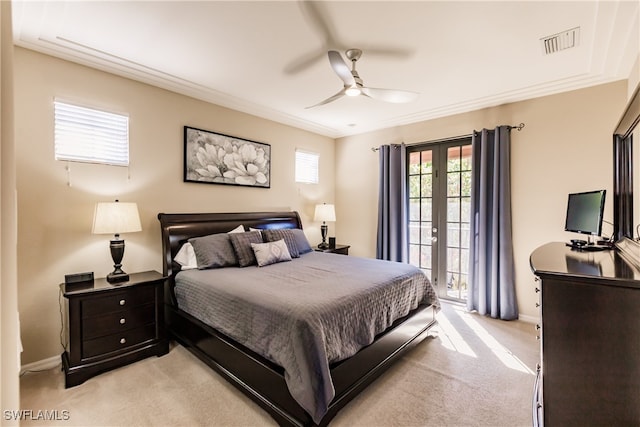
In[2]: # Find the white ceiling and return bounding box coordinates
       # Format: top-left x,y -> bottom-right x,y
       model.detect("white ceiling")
12,1 -> 640,138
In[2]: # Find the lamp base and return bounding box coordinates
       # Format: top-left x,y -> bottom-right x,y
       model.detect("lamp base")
107,271 -> 129,284
317,243 -> 330,249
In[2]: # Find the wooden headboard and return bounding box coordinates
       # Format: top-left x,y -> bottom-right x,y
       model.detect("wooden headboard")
157,211 -> 303,280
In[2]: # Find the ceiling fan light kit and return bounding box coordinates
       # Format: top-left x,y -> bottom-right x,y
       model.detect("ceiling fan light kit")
306,49 -> 419,109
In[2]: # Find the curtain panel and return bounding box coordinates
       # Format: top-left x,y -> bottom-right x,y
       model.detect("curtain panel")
376,144 -> 408,262
467,127 -> 518,320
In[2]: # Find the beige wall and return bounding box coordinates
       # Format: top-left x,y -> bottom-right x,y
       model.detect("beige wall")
335,81 -> 628,321
12,44 -> 637,364
1,0 -> 20,422
14,47 -> 335,364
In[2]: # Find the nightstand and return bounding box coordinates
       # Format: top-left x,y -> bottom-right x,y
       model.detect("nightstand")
61,270 -> 169,388
315,244 -> 350,255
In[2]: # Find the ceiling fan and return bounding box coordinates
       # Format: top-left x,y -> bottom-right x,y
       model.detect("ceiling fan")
306,49 -> 419,109
284,1 -> 412,75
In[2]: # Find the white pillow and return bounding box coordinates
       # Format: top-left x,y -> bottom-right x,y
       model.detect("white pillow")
251,239 -> 292,267
174,242 -> 197,270
228,224 -> 245,233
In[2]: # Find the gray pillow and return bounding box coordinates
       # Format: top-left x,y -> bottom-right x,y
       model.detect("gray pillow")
262,228 -> 300,258
290,228 -> 313,254
229,231 -> 263,267
251,239 -> 292,267
189,233 -> 238,269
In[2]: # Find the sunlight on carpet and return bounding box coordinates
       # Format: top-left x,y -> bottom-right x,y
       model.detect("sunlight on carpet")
435,304 -> 535,375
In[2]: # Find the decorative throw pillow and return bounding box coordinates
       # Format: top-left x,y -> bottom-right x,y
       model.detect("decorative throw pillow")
251,239 -> 292,267
189,233 -> 238,269
228,224 -> 245,233
262,229 -> 300,258
290,228 -> 313,254
229,231 -> 263,267
174,242 -> 198,270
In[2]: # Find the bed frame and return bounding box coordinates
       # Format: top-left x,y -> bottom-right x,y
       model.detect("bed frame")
158,211 -> 438,426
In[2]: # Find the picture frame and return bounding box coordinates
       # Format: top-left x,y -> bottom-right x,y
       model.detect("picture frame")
184,126 -> 271,188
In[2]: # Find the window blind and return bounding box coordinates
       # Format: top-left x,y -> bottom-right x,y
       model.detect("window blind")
295,150 -> 319,184
54,101 -> 129,166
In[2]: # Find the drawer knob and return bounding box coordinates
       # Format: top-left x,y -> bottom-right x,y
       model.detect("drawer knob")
119,299 -> 126,306
535,302 -> 540,308
535,324 -> 541,330
120,338 -> 126,344
535,288 -> 540,293
120,318 -> 126,325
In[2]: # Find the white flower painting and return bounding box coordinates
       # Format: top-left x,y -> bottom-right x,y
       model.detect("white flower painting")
184,126 -> 270,188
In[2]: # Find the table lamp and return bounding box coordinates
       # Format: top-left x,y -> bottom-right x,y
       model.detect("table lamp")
314,203 -> 336,249
92,200 -> 142,283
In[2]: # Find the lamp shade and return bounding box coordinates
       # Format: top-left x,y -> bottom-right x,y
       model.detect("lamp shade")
92,201 -> 142,234
314,203 -> 336,222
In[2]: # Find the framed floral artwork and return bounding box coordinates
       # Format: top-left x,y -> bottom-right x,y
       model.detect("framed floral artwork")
184,126 -> 270,188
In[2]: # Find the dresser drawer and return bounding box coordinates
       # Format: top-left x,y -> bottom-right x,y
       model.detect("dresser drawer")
82,324 -> 157,359
81,285 -> 155,318
82,303 -> 156,340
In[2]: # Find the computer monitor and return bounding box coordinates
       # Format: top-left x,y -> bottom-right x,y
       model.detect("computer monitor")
564,190 -> 606,237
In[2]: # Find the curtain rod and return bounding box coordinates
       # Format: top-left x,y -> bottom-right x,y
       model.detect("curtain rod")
370,122 -> 525,152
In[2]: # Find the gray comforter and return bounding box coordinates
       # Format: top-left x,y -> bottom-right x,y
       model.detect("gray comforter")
175,251 -> 439,423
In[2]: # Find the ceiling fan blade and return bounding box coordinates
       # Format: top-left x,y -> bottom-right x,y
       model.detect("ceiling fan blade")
361,87 -> 419,103
284,50 -> 326,74
299,1 -> 340,47
305,89 -> 346,109
328,51 -> 355,86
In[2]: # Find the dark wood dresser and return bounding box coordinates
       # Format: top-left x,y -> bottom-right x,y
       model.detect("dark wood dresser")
530,242 -> 640,426
61,270 -> 169,387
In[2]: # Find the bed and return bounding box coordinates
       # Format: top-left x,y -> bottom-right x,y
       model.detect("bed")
158,211 -> 439,426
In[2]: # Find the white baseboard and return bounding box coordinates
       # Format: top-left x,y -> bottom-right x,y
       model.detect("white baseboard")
20,355 -> 61,375
518,313 -> 538,324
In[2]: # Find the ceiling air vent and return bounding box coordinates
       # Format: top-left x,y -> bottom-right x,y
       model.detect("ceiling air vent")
541,27 -> 580,55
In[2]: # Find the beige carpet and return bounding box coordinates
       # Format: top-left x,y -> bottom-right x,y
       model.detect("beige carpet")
20,302 -> 539,426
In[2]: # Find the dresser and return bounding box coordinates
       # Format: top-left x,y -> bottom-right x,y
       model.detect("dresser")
61,270 -> 169,387
530,242 -> 640,426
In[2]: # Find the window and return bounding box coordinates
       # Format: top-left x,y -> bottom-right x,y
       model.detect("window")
54,100 -> 129,166
295,149 -> 319,184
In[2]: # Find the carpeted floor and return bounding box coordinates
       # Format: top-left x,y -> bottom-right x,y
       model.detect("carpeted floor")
19,302 -> 539,426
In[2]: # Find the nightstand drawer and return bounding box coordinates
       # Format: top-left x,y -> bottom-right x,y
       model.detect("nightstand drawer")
82,303 -> 156,340
82,324 -> 156,359
81,285 -> 155,318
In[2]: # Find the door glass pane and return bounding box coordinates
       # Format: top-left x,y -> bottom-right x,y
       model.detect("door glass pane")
447,198 -> 460,222
447,147 -> 461,171
421,245 -> 432,268
409,175 -> 420,198
421,199 -> 432,221
421,223 -> 432,244
409,151 -> 421,175
409,222 -> 420,244
447,172 -> 460,196
409,244 -> 420,266
421,151 -> 432,173
461,171 -> 472,197
409,199 -> 420,221
421,175 -> 432,197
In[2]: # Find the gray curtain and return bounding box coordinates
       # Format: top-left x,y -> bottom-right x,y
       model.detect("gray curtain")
467,127 -> 518,320
376,143 -> 408,262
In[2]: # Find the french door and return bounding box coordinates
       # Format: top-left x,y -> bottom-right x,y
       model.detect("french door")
407,138 -> 472,301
